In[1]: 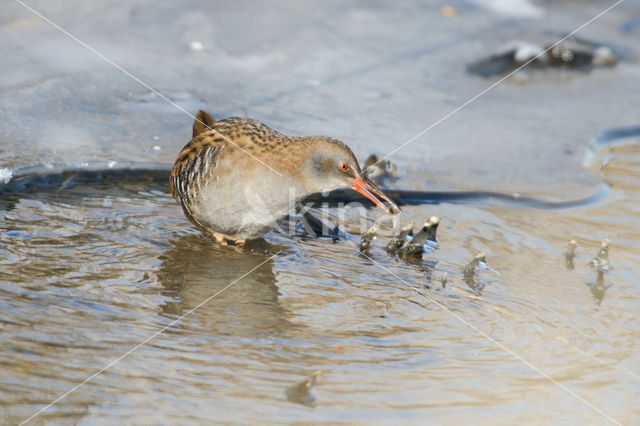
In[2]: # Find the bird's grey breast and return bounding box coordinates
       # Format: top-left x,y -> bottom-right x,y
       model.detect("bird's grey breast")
196,164 -> 297,238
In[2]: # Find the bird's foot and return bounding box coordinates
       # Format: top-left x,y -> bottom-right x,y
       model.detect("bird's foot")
209,231 -> 246,248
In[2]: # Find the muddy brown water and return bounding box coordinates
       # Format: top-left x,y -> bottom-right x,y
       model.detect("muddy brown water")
2,0 -> 640,424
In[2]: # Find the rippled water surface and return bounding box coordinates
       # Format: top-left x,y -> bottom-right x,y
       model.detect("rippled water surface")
2,0 -> 640,424
2,138 -> 639,424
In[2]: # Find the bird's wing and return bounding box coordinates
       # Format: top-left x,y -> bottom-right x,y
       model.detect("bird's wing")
170,135 -> 226,203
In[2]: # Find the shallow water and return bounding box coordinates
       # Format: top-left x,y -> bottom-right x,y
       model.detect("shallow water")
2,0 -> 640,424
1,135 -> 639,424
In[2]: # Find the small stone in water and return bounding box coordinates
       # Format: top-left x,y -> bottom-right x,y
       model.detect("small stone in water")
359,225 -> 377,254
467,37 -> 619,78
398,241 -> 423,258
412,216 -> 440,245
589,239 -> 612,272
398,216 -> 440,260
564,239 -> 577,257
464,252 -> 487,283
387,223 -> 414,253
286,370 -> 323,407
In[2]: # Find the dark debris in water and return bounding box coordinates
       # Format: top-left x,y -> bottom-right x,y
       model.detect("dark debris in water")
357,216 -> 500,293
359,217 -> 442,284
563,238 -> 614,306
359,225 -> 377,255
408,216 -> 439,246
398,216 -> 440,262
468,36 -> 618,78
386,223 -> 414,255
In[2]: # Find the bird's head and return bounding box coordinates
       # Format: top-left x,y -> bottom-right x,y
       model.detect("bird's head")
300,137 -> 401,215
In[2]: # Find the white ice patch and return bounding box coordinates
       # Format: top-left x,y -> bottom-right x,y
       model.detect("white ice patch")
189,41 -> 204,51
0,167 -> 13,183
468,0 -> 544,18
513,42 -> 545,62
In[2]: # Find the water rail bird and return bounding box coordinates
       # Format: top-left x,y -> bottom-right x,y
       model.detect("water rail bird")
170,110 -> 401,245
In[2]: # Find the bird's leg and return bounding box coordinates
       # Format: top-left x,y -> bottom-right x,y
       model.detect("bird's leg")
208,231 -> 246,248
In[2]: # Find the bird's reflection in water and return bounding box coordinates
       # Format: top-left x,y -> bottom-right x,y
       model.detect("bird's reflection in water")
156,233 -> 295,336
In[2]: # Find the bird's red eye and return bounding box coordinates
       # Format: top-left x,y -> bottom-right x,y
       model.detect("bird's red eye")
339,162 -> 349,172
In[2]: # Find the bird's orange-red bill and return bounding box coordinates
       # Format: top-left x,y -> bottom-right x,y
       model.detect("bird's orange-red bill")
352,177 -> 401,215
